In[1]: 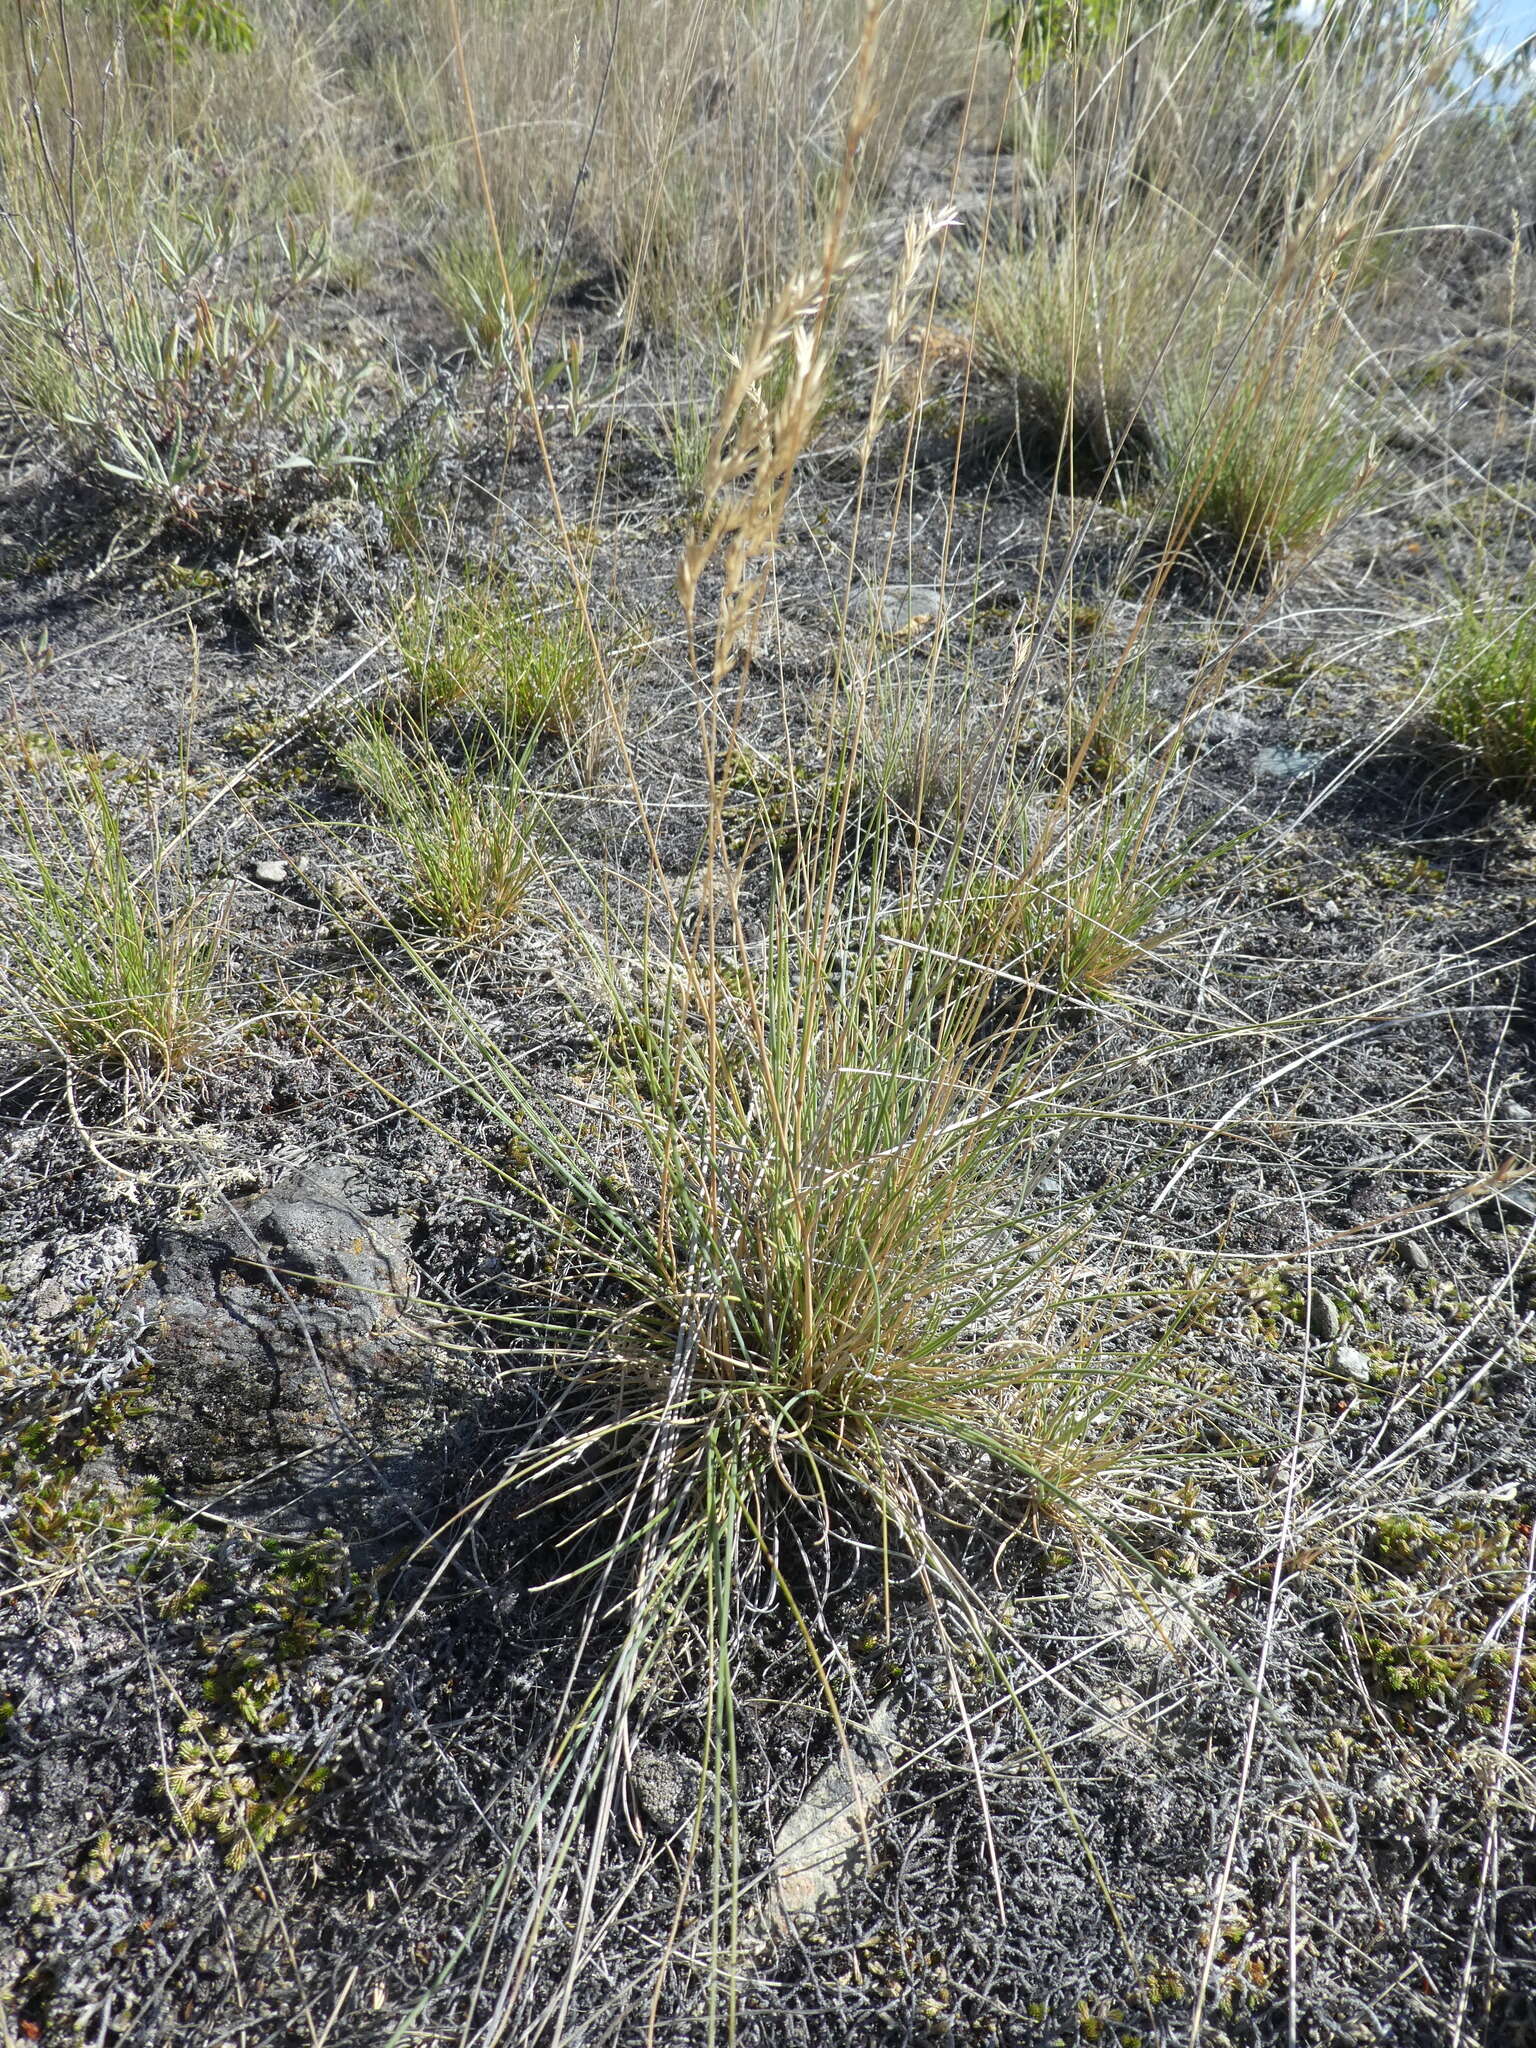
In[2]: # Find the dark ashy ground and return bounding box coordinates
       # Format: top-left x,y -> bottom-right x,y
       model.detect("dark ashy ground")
1,122 -> 1535,2048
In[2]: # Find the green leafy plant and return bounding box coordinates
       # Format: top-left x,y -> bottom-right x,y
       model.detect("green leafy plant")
130,0 -> 257,59
990,0 -> 1135,82
0,279 -> 360,531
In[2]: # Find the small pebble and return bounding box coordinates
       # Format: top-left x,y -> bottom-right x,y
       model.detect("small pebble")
1334,1344 -> 1372,1383
325,866 -> 368,905
254,859 -> 289,886
1294,1288 -> 1340,1342
1399,1237 -> 1430,1272
1255,744 -> 1323,782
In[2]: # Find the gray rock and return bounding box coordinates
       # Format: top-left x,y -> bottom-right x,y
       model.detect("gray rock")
767,1700 -> 901,1932
1478,1182 -> 1536,1232
1289,1286 -> 1340,1343
629,1749 -> 703,1834
853,582 -> 946,639
1187,705 -> 1257,750
223,1167 -> 411,1314
1254,744 -> 1324,782
1334,1344 -> 1373,1383
1399,1236 -> 1431,1272
253,858 -> 289,886
119,1160 -> 431,1490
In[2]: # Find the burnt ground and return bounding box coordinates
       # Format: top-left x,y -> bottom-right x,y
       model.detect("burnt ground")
2,129 -> 1536,2048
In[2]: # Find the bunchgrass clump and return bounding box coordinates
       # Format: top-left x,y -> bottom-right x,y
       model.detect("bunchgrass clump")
362,864 -> 1163,2030
970,225 -> 1172,478
823,658 -> 998,843
654,379 -> 716,506
1158,339 -> 1373,575
339,719 -> 541,945
395,576 -> 602,740
1431,591 -> 1536,793
0,757 -> 224,1084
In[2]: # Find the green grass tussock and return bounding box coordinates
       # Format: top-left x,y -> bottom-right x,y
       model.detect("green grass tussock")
0,755 -> 226,1083
368,855 -> 1168,2026
430,227 -> 547,363
893,793 -> 1187,1025
394,575 -> 603,741
1432,590 -> 1536,792
339,719 -> 543,945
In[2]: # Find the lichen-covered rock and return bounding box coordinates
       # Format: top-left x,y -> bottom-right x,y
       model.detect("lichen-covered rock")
120,1159 -> 435,1489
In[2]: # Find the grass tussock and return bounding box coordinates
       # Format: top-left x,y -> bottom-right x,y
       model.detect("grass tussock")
367,839 -> 1171,2026
0,755 -> 226,1084
1432,590 -> 1536,792
971,223 -> 1173,479
391,0 -> 978,337
959,3 -> 1425,571
339,720 -> 542,945
394,575 -> 603,740
1158,318 -> 1375,573
894,793 -> 1187,1025
430,226 -> 547,362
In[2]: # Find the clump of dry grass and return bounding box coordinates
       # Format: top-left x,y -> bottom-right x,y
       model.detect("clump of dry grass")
391,0 -> 984,338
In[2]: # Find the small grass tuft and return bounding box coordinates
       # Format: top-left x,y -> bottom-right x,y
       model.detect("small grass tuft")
394,575 -> 602,741
338,718 -> 541,946
1158,337 -> 1372,576
1431,590 -> 1536,793
430,227 -> 546,364
893,792 -> 1185,1026
0,756 -> 225,1084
